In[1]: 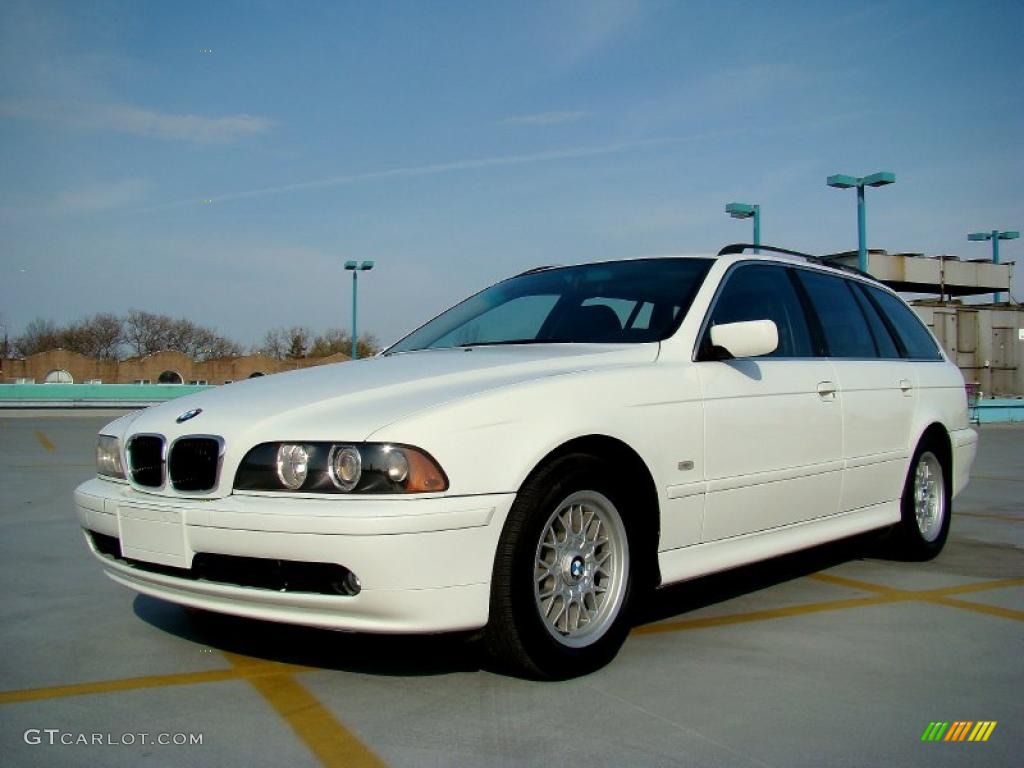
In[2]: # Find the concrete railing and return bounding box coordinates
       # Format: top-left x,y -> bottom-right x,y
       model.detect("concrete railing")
0,383 -> 212,409
975,398 -> 1024,424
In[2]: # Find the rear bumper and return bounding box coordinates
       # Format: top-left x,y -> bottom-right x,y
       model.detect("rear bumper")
75,478 -> 515,633
950,427 -> 978,498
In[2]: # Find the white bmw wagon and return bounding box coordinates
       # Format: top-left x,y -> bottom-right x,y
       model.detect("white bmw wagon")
76,245 -> 978,678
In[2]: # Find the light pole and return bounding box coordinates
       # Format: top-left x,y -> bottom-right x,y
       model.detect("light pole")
725,203 -> 760,253
968,230 -> 1019,303
344,260 -> 375,359
827,171 -> 895,272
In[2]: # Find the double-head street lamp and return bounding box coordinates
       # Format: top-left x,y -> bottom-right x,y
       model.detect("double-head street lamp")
827,171 -> 895,272
968,230 -> 1019,303
344,260 -> 375,359
725,202 -> 760,253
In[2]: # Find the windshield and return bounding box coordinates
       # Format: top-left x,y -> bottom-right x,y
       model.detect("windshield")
387,258 -> 713,353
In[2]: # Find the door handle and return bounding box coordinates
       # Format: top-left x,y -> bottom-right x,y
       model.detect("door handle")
817,381 -> 837,399
899,378 -> 913,395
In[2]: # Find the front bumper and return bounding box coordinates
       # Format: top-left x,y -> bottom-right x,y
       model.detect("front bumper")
75,478 -> 515,633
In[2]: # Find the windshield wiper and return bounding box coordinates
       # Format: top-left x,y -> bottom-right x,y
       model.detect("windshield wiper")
455,339 -> 573,348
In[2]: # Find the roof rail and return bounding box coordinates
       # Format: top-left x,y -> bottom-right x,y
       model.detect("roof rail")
516,265 -> 558,276
717,243 -> 817,259
717,243 -> 878,282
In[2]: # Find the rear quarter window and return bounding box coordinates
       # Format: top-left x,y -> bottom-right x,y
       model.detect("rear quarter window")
863,285 -> 943,361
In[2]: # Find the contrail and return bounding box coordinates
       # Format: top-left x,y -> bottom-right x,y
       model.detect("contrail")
139,128 -> 748,213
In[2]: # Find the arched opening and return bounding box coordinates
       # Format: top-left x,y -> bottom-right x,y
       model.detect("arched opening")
44,369 -> 74,384
158,370 -> 184,384
248,371 -> 266,378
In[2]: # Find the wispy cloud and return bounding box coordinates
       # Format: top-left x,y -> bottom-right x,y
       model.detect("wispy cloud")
1,100 -> 273,143
500,110 -> 591,126
49,179 -> 151,215
542,0 -> 646,65
141,128 -> 751,212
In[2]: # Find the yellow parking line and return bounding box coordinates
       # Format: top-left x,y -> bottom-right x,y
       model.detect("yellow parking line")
33,430 -> 56,452
224,654 -> 386,768
3,573 -> 1021,767
0,659 -> 314,705
928,577 -> 1024,596
246,673 -> 386,768
925,596 -> 1024,622
635,576 -> 1024,635
632,593 -> 906,635
808,572 -> 898,594
0,668 -> 245,705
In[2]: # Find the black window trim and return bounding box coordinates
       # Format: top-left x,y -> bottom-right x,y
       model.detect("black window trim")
848,280 -> 903,358
693,260 -> 819,362
856,282 -> 944,362
693,260 -> 945,363
791,267 -> 888,360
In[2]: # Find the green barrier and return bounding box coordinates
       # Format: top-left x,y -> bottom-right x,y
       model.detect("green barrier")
976,398 -> 1024,424
0,383 -> 212,402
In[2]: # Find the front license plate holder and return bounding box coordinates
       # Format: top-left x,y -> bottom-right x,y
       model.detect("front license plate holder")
119,503 -> 190,569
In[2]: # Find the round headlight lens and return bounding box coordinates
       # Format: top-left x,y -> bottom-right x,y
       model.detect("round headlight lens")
382,447 -> 410,484
329,445 -> 362,491
276,443 -> 310,490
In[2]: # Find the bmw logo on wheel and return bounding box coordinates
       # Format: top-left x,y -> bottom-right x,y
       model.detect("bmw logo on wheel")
176,408 -> 203,424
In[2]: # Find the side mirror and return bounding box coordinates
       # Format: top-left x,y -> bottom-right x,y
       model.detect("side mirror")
709,319 -> 778,359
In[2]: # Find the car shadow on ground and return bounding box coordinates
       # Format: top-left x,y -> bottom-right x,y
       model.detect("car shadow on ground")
134,533 -> 887,678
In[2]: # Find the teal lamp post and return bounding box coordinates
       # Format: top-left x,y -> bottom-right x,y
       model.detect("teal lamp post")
344,260 -> 375,359
725,203 -> 760,253
827,171 -> 895,272
968,230 -> 1019,303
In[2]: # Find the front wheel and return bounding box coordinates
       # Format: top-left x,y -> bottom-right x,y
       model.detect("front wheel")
892,445 -> 951,560
484,455 -> 635,679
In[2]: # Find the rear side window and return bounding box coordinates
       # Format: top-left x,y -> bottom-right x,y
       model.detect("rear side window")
863,285 -> 943,360
705,264 -> 812,357
849,283 -> 900,358
795,271 -> 876,358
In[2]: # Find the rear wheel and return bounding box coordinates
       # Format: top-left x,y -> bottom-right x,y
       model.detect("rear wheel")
484,455 -> 635,679
893,443 -> 950,560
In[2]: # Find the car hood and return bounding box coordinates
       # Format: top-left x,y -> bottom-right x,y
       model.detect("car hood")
123,343 -> 660,443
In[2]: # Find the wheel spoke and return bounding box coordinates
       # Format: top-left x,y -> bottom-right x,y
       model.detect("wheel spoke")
912,452 -> 946,543
531,489 -> 629,647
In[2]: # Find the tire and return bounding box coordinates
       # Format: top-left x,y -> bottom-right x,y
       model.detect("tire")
484,454 -> 635,679
892,442 -> 951,561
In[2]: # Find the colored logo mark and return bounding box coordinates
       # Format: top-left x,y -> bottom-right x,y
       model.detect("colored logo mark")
921,721 -> 997,742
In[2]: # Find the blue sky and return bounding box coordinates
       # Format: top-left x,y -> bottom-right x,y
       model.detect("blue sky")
1,0 -> 1022,348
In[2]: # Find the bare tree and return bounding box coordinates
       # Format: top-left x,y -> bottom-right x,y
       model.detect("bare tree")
255,326 -> 313,359
67,313 -> 124,359
13,318 -> 61,357
0,313 -> 10,358
286,327 -> 311,359
308,328 -> 380,358
254,328 -> 287,358
124,310 -> 173,357
6,312 -> 376,363
197,336 -> 242,360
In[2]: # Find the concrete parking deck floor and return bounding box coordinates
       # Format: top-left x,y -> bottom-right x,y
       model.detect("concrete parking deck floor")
1,412 -> 1020,767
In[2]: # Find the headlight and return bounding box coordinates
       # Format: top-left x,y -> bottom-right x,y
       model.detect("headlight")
276,444 -> 310,490
328,445 -> 362,491
96,435 -> 125,480
235,443 -> 448,494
